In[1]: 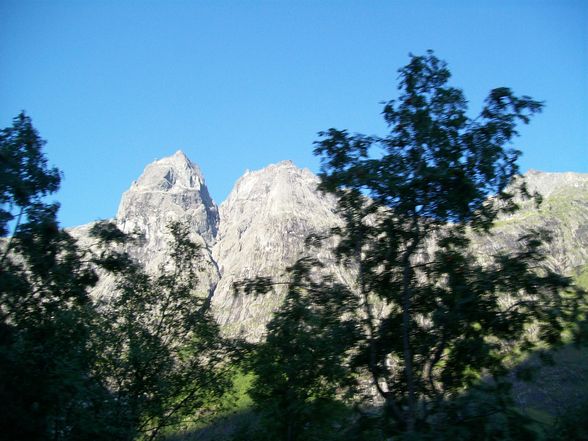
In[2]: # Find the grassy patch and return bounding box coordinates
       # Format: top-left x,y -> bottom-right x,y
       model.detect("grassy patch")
576,264 -> 588,290
165,368 -> 256,440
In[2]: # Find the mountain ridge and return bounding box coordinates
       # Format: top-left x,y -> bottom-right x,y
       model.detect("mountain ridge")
74,151 -> 588,340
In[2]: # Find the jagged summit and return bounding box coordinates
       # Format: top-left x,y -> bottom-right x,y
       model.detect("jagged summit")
240,159 -> 301,181
223,159 -> 320,213
129,150 -> 206,193
116,151 -> 219,246
268,159 -> 296,168
211,160 -> 342,340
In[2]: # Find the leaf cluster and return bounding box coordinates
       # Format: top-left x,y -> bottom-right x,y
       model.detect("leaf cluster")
240,258 -> 361,441
89,220 -> 234,440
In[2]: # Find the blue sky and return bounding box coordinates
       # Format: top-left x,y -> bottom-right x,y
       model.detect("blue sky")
1,0 -> 586,227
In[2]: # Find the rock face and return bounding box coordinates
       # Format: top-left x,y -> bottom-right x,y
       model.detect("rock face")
117,150 -> 218,248
76,151 -> 588,341
79,151 -> 221,301
211,160 -> 345,340
475,171 -> 588,280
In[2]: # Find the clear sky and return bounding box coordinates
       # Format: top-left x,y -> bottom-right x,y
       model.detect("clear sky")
1,0 -> 587,227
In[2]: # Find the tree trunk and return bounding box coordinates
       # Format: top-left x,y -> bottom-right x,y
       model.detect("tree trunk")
401,252 -> 416,433
401,218 -> 421,434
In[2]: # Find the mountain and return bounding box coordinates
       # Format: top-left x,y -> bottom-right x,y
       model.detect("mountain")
73,153 -> 349,340
67,152 -> 588,427
116,150 -> 221,298
211,160 -> 347,340
117,150 -> 218,246
70,151 -> 221,304
74,152 -> 588,341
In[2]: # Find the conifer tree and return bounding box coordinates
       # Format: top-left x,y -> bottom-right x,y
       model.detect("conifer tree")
0,112 -> 103,440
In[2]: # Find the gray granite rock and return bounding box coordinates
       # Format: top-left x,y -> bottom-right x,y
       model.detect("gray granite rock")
211,160 -> 347,340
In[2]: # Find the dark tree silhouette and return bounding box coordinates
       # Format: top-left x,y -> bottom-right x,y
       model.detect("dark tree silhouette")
0,112 -> 102,440
0,113 -> 234,440
243,258 -> 360,441
246,52 -> 583,440
312,51 -> 581,439
89,220 -> 234,441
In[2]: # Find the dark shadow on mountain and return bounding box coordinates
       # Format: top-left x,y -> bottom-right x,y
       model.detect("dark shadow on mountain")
512,344 -> 588,421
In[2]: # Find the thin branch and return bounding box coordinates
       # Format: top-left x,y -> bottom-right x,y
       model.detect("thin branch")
0,207 -> 23,266
426,331 -> 448,405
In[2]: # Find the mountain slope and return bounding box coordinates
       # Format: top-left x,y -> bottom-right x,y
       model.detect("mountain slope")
211,160 -> 347,340
118,150 -> 220,295
72,151 -> 221,301
476,171 -> 588,280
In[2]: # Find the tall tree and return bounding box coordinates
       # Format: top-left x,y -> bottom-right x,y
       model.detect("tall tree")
240,258 -> 360,441
88,220 -> 234,441
308,51 -> 579,439
0,112 -> 103,440
0,113 -> 233,440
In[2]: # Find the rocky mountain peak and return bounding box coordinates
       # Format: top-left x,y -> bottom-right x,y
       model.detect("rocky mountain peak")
116,151 -> 219,246
211,160 -> 343,340
222,160 -> 327,220
129,150 -> 205,193
76,150 -> 588,344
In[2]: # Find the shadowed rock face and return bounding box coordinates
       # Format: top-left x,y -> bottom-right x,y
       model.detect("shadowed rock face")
76,151 -> 588,341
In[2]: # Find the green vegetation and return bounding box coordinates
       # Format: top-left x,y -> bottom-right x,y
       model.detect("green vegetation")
0,113 -> 234,440
242,259 -> 360,440
576,264 -> 588,290
241,52 -> 586,440
89,220 -> 235,440
1,112 -> 102,440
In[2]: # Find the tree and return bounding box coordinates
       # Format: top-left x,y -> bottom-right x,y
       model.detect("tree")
280,52 -> 579,439
0,112 -> 104,440
239,258 -> 360,441
0,113 -> 234,440
88,220 -> 234,440
0,112 -> 61,238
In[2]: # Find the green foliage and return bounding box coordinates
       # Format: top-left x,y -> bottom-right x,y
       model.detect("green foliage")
0,113 -> 234,440
238,258 -> 360,441
310,51 -> 584,438
0,112 -> 61,237
88,220 -> 234,440
244,52 -> 584,440
223,368 -> 254,412
0,112 -> 104,440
